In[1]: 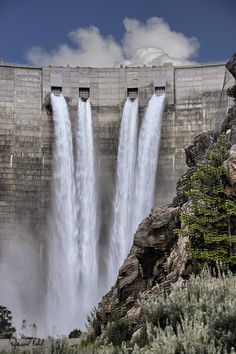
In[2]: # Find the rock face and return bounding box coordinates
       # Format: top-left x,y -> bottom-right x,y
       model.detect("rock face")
226,53 -> 236,80
95,207 -> 186,335
225,145 -> 236,186
220,106 -> 236,145
94,101 -> 236,340
184,131 -> 214,167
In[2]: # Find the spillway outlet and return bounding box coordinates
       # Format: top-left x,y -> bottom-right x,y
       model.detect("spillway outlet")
51,86 -> 62,96
127,88 -> 138,100
79,87 -> 90,101
155,86 -> 165,95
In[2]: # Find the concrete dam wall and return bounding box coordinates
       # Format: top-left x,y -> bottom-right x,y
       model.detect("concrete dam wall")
0,62 -> 234,239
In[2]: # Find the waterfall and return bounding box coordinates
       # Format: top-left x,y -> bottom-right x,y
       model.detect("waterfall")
0,92 -> 164,336
132,94 -> 165,232
108,98 -> 139,284
108,94 -> 165,287
75,98 -> 99,325
46,94 -> 78,335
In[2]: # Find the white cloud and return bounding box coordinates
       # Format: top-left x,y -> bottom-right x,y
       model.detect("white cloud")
27,27 -> 123,67
26,17 -> 199,67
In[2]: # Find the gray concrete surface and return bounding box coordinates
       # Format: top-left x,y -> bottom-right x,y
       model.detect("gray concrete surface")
0,62 -> 234,239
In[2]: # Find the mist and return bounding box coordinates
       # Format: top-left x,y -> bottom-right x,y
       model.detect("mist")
0,224 -> 45,336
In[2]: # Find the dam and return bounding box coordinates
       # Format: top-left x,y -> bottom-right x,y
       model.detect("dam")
0,62 -> 233,238
0,61 -> 234,334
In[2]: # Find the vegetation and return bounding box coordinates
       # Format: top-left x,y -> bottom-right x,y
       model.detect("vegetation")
95,270 -> 236,353
178,133 -> 236,266
0,306 -> 16,339
106,319 -> 132,346
2,271 -> 235,353
227,85 -> 236,100
0,348 -> 44,354
68,329 -> 81,338
131,270 -> 236,354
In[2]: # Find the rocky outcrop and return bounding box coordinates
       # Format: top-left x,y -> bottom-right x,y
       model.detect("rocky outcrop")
226,53 -> 236,80
224,144 -> 236,202
94,99 -> 236,341
220,106 -> 236,145
224,145 -> 236,186
172,131 -> 214,206
95,207 -> 185,336
184,131 -> 214,167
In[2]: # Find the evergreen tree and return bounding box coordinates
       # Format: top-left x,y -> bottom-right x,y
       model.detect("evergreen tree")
0,305 -> 16,339
179,134 -> 236,265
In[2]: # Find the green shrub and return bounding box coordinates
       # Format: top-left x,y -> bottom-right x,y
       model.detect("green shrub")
131,326 -> 148,348
50,339 -> 76,354
136,270 -> 236,353
107,319 -> 132,347
87,307 -> 101,339
0,305 -> 16,339
68,329 -> 81,338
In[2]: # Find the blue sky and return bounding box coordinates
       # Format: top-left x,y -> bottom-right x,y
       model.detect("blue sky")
0,0 -> 235,66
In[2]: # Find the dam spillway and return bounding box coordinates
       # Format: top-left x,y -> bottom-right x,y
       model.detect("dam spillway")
47,95 -> 100,334
75,97 -> 99,326
47,94 -> 78,335
108,94 -> 166,285
0,62 -> 234,334
47,93 -> 166,332
108,97 -> 139,284
132,93 -> 165,235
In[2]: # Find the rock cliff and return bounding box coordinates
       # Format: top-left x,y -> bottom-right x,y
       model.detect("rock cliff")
226,52 -> 236,80
92,61 -> 236,341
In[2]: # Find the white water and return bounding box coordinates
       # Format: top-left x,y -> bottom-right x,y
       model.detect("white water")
132,94 -> 165,232
108,94 -> 165,286
46,94 -> 79,335
0,93 -> 165,336
108,98 -> 139,284
75,98 -> 99,325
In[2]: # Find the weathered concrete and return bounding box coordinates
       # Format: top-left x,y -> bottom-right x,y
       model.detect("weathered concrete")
0,62 -> 234,238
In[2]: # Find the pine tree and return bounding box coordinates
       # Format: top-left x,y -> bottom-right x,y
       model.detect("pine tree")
179,134 -> 236,265
0,305 -> 16,339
